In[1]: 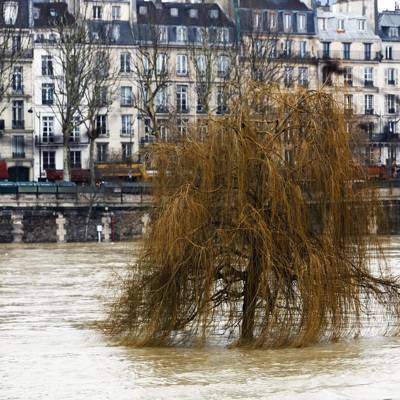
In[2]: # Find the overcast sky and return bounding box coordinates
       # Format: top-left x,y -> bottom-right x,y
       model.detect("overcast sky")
379,0 -> 396,11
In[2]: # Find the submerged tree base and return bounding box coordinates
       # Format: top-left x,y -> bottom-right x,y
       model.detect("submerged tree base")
106,85 -> 400,348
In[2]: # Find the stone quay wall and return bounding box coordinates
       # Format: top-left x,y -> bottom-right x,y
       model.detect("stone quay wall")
0,193 -> 151,243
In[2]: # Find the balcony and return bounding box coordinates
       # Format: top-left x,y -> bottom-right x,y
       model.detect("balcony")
364,80 -> 375,88
177,106 -> 189,114
12,152 -> 25,159
121,99 -> 133,107
318,50 -> 382,62
11,86 -> 24,96
35,135 -> 63,146
120,129 -> 133,137
12,120 -> 25,129
388,108 -> 397,114
365,109 -> 374,115
96,128 -> 110,138
156,105 -> 169,114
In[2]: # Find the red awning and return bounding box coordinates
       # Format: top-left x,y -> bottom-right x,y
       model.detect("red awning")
0,160 -> 8,180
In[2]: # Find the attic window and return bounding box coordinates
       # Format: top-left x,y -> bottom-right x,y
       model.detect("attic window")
50,9 -> 58,17
33,7 -> 39,19
3,1 -> 18,25
210,9 -> 218,19
189,9 -> 198,18
389,27 -> 399,37
139,6 -> 147,15
170,8 -> 178,17
113,25 -> 120,42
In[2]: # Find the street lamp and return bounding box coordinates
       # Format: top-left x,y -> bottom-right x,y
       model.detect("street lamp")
28,108 -> 42,181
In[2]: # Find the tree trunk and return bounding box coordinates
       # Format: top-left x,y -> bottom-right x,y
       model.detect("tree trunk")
63,136 -> 71,182
89,138 -> 96,186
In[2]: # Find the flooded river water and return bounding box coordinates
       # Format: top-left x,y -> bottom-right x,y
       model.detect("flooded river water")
1,240 -> 400,400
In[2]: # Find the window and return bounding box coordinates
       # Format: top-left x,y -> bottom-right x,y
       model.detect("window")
210,9 -> 219,19
358,19 -> 366,31
388,120 -> 397,134
12,100 -> 23,129
12,66 -> 23,93
364,67 -> 374,87
389,27 -> 399,38
254,11 -> 262,30
156,86 -> 168,112
176,26 -> 187,43
364,43 -> 372,60
284,13 -> 292,32
159,26 -> 168,43
120,86 -> 133,106
299,41 -> 307,58
112,6 -> 120,20
12,35 -> 21,52
216,87 -> 228,115
42,116 -> 54,143
196,27 -> 204,43
344,67 -> 353,86
43,151 -> 56,170
170,7 -> 178,17
176,54 -> 188,76
387,68 -> 397,85
70,151 -> 81,168
343,43 -> 351,60
284,66 -> 294,87
364,94 -> 374,114
121,115 -> 133,136
189,9 -> 198,18
139,6 -> 147,15
158,120 -> 168,142
96,115 -> 108,136
96,143 -> 108,162
120,52 -> 131,73
217,55 -> 229,77
344,94 -> 353,111
322,66 -> 332,86
196,55 -> 206,76
284,40 -> 292,57
41,55 -> 53,76
4,2 -> 18,25
269,12 -> 277,31
218,28 -> 229,43
93,6 -> 102,19
176,85 -> 188,113
322,42 -> 330,58
121,143 -> 132,161
12,135 -> 25,158
196,84 -> 207,113
42,83 -> 54,105
156,53 -> 167,75
386,94 -> 397,114
298,67 -> 308,87
298,14 -> 306,32
318,18 -> 327,31
71,117 -> 80,143
177,119 -> 188,136
337,19 -> 345,30
386,46 -> 393,60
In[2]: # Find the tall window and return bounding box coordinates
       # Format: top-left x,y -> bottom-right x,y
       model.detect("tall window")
358,19 -> 366,31
112,6 -> 121,20
96,115 -> 108,136
12,66 -> 23,93
387,68 -> 397,85
156,53 -> 167,75
121,115 -> 133,135
176,26 -> 187,43
93,6 -> 102,19
196,55 -> 206,76
389,27 -> 399,38
71,117 -> 80,143
217,55 -> 229,77
12,35 -> 21,52
299,41 -> 307,58
253,11 -> 262,30
284,40 -> 292,57
386,46 -> 393,60
343,43 -> 351,60
42,116 -> 54,142
386,94 -> 397,114
298,67 -> 308,87
97,143 -> 108,162
322,42 -> 330,58
337,19 -> 345,30
284,66 -> 293,88
344,67 -> 353,86
176,85 -> 188,113
12,100 -> 23,129
159,26 -> 168,43
156,86 -> 168,112
42,83 -> 54,105
121,143 -> 132,161
283,13 -> 292,32
177,119 -> 188,136
12,135 -> 25,158
41,55 -> 53,76
218,28 -> 229,43
298,14 -> 306,32
364,94 -> 374,114
364,67 -> 374,87
176,54 -> 188,76
120,52 -> 131,73
43,151 -> 56,170
364,43 -> 372,60
269,12 -> 277,31
120,86 -> 133,106
216,87 -> 228,115
344,94 -> 353,111
70,151 -> 81,168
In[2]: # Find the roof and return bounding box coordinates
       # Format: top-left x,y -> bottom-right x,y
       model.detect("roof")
0,0 -> 30,29
239,0 -> 310,11
379,12 -> 400,28
136,1 -> 235,27
32,2 -> 74,28
88,21 -> 135,45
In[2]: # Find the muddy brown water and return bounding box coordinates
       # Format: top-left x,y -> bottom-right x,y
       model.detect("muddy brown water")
1,241 -> 400,400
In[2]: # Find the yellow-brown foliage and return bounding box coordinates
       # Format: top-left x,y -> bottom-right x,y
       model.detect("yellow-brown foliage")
108,85 -> 400,348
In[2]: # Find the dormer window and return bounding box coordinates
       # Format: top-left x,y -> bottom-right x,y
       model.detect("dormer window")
318,17 -> 327,31
159,26 -> 168,43
112,25 -> 120,42
337,19 -> 345,31
358,19 -> 365,31
49,8 -> 58,17
268,12 -> 277,31
389,27 -> 399,38
33,7 -> 39,19
297,14 -> 306,32
93,6 -> 102,20
139,6 -> 147,15
253,11 -> 262,30
3,1 -> 18,25
176,26 -> 187,43
210,9 -> 219,19
170,8 -> 178,17
189,9 -> 198,18
283,13 -> 292,32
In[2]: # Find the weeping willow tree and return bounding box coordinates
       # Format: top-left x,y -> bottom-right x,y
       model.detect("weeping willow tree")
108,83 -> 400,348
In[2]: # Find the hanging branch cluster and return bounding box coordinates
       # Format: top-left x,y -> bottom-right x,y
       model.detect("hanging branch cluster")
108,82 -> 400,348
